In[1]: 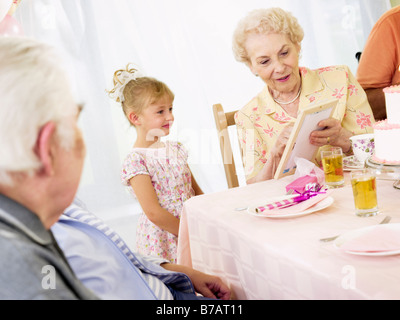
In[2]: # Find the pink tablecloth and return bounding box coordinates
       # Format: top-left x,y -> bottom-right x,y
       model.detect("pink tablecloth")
177,175 -> 400,300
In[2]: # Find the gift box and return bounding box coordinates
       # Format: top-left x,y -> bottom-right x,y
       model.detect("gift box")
285,175 -> 320,194
285,158 -> 325,194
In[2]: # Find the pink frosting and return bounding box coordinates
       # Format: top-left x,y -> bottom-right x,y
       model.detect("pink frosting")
373,119 -> 400,130
372,154 -> 400,165
383,85 -> 400,93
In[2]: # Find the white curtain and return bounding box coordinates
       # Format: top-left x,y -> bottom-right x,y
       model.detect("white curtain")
14,0 -> 391,218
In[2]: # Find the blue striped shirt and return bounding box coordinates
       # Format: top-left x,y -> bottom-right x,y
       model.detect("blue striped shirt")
52,201 -> 195,300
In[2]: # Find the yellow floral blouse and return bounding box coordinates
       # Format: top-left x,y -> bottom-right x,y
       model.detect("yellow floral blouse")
235,65 -> 375,181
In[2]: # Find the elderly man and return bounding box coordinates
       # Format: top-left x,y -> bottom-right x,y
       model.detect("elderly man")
0,37 -> 230,300
0,37 -> 95,299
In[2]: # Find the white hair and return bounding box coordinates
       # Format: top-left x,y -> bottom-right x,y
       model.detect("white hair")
233,7 -> 304,65
0,37 -> 76,184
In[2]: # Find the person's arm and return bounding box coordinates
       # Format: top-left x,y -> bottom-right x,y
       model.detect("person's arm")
130,175 -> 179,236
236,110 -> 269,183
190,171 -> 203,195
246,123 -> 293,184
246,148 -> 280,184
356,11 -> 397,121
310,66 -> 374,151
309,118 -> 352,153
161,263 -> 231,300
364,88 -> 387,121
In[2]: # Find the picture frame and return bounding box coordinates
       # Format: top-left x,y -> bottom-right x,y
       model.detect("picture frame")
274,98 -> 339,180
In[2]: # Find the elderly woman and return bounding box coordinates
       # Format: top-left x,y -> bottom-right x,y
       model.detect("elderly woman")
233,8 -> 375,183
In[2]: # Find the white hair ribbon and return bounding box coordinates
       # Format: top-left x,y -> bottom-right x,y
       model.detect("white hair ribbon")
113,69 -> 143,103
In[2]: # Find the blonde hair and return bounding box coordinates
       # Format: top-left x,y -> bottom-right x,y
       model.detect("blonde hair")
107,64 -> 174,123
233,7 -> 304,65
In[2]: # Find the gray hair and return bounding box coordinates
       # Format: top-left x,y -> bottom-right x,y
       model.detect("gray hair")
233,7 -> 304,65
0,37 -> 76,184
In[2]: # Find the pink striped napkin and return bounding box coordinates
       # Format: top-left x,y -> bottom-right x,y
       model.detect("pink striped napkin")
256,190 -> 333,216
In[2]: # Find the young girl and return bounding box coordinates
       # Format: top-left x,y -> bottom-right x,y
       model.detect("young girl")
108,64 -> 203,263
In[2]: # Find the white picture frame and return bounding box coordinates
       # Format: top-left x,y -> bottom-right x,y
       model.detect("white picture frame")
274,98 -> 339,179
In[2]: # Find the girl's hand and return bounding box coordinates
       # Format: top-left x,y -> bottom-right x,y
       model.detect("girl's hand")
189,270 -> 232,300
310,118 -> 352,153
161,264 -> 232,300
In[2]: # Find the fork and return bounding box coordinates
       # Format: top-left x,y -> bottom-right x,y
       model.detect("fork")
319,216 -> 392,242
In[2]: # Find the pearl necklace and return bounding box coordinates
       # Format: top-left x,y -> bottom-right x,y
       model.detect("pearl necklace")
272,85 -> 302,105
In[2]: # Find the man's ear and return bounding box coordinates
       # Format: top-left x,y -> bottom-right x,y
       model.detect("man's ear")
128,112 -> 140,126
35,122 -> 56,176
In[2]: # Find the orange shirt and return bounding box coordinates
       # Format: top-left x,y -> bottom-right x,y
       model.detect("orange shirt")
357,6 -> 400,89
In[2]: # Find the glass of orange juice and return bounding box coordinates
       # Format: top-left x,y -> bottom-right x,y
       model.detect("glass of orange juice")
321,147 -> 344,188
350,169 -> 378,217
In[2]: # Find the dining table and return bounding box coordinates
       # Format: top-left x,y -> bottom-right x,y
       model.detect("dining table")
177,173 -> 400,300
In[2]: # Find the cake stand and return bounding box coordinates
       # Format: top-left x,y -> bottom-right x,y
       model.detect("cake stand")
365,157 -> 400,189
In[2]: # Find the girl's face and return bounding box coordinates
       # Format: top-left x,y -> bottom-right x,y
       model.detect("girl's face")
137,94 -> 174,139
245,32 -> 301,94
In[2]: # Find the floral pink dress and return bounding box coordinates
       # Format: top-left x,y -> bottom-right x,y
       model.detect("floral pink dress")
121,141 -> 195,263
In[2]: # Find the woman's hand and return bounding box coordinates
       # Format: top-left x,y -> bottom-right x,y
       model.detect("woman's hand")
309,118 -> 352,153
269,122 -> 293,163
247,123 -> 293,183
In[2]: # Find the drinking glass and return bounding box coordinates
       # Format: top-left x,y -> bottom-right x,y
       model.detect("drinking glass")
350,169 -> 378,217
321,147 -> 344,188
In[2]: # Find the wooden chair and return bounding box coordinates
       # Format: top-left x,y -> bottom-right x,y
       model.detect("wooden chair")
355,51 -> 362,63
212,103 -> 241,189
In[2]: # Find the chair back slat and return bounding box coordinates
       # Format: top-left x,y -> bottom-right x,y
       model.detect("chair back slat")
212,104 -> 240,189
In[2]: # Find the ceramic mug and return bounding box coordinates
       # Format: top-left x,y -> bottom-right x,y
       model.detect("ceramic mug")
350,134 -> 375,164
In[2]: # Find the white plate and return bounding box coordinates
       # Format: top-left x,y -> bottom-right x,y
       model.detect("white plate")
246,196 -> 334,219
343,156 -> 364,170
334,224 -> 400,256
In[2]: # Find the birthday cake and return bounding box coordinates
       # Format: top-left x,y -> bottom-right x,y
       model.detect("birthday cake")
372,85 -> 400,164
